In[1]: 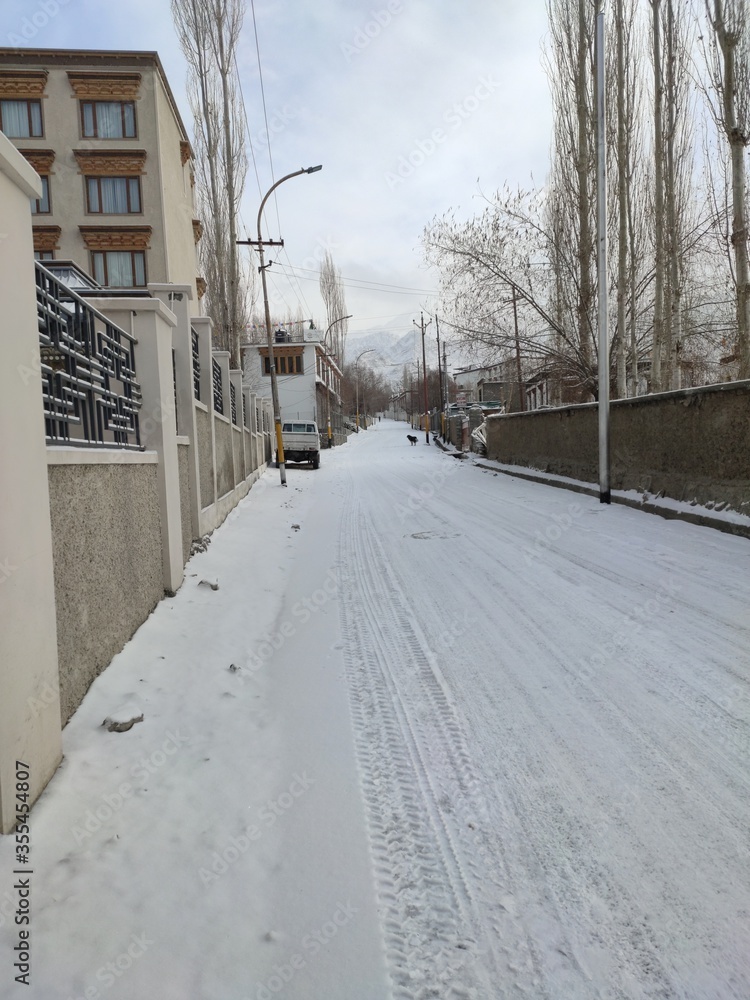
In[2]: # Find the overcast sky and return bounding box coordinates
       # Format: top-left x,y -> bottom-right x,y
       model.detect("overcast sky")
6,0 -> 552,349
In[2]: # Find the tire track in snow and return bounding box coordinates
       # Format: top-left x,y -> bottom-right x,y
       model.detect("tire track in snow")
338,490 -> 558,999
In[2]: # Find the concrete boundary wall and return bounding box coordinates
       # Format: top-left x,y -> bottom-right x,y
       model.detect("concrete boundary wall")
0,260 -> 275,829
47,456 -> 163,724
0,135 -> 62,833
486,381 -> 750,514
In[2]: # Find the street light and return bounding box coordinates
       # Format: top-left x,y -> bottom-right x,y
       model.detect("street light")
323,314 -> 352,448
354,349 -> 374,431
253,165 -> 322,486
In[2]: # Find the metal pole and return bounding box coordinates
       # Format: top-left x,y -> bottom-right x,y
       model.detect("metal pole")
251,165 -> 322,487
436,313 -> 444,423
442,342 -> 448,439
354,348 -> 373,432
596,9 -> 610,503
323,313 -> 351,448
415,313 -> 431,443
512,285 -> 524,411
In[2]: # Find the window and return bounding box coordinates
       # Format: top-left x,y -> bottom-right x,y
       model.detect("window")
91,250 -> 146,287
81,101 -> 136,139
86,176 -> 141,214
31,175 -> 51,215
263,354 -> 303,375
0,99 -> 42,138
34,250 -> 54,261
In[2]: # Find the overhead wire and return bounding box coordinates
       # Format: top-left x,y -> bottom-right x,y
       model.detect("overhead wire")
248,0 -> 314,322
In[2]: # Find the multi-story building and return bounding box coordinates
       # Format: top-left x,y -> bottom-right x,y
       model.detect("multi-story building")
243,327 -> 344,442
0,48 -> 203,310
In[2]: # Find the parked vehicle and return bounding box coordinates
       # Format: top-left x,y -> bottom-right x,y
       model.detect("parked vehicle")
279,420 -> 320,469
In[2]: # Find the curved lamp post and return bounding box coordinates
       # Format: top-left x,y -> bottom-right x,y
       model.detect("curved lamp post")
354,348 -> 374,431
323,314 -> 352,448
256,165 -> 322,486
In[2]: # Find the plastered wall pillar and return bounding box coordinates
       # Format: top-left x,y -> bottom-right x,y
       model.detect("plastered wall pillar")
95,298 -> 183,595
0,135 -> 63,833
149,283 -> 201,544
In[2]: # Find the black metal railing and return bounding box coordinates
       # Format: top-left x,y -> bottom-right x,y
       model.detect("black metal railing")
230,382 -> 237,424
212,356 -> 223,414
191,327 -> 201,400
172,347 -> 179,435
243,393 -> 250,429
37,263 -> 141,448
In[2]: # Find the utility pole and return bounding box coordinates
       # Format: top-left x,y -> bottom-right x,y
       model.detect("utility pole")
595,9 -> 610,503
435,313 -> 444,436
238,165 -> 322,486
413,312 -> 432,444
512,285 -> 524,412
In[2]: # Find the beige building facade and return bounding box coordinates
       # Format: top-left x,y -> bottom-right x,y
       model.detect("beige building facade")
0,48 -> 203,312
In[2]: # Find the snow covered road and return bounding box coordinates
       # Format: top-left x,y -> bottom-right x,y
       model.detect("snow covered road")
334,422 -> 750,999
1,419 -> 748,1000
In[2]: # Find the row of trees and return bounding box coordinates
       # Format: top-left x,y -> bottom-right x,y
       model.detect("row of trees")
173,1 -> 353,377
172,0 -> 253,369
422,0 -> 749,401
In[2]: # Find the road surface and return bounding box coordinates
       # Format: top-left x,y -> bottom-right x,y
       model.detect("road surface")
2,419 -> 748,1000
321,420 -> 750,998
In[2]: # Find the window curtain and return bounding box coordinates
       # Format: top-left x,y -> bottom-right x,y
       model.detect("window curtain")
106,252 -> 133,286
1,100 -> 30,137
100,178 -> 129,213
95,103 -> 122,139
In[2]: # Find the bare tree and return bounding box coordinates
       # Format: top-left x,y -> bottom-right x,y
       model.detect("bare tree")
703,0 -> 750,378
319,251 -> 349,366
172,0 -> 251,367
545,0 -> 598,393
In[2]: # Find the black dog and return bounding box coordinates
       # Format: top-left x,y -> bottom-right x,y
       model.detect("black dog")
407,434 -> 418,446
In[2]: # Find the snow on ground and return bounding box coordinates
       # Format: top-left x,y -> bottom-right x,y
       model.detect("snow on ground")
1,419 -> 749,1000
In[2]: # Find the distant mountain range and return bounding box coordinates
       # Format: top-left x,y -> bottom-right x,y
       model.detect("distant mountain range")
344,328 -> 472,384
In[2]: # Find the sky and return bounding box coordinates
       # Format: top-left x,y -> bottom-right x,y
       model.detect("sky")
5,0 -> 552,354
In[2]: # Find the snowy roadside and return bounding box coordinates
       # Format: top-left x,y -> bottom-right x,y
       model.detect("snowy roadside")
434,435 -> 750,538
0,451 -> 387,1000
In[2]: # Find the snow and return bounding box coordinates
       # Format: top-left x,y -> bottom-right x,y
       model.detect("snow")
1,420 -> 749,999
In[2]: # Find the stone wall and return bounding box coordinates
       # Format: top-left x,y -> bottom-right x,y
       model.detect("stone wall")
486,381 -> 750,513
47,460 -> 163,724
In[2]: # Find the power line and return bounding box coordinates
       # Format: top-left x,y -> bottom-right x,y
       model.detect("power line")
273,264 -> 439,296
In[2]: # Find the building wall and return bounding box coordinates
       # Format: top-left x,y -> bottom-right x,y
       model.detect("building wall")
47,459 -> 163,724
214,415 -> 234,498
195,404 -> 214,510
152,70 -> 199,305
0,134 -> 63,833
485,381 -> 750,514
0,51 -> 197,303
177,441 -> 192,565
245,342 -> 327,424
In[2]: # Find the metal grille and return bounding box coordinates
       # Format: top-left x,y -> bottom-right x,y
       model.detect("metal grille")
243,393 -> 250,428
172,347 -> 178,435
212,356 -> 223,414
191,327 -> 201,400
37,263 -> 141,448
230,382 -> 237,424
